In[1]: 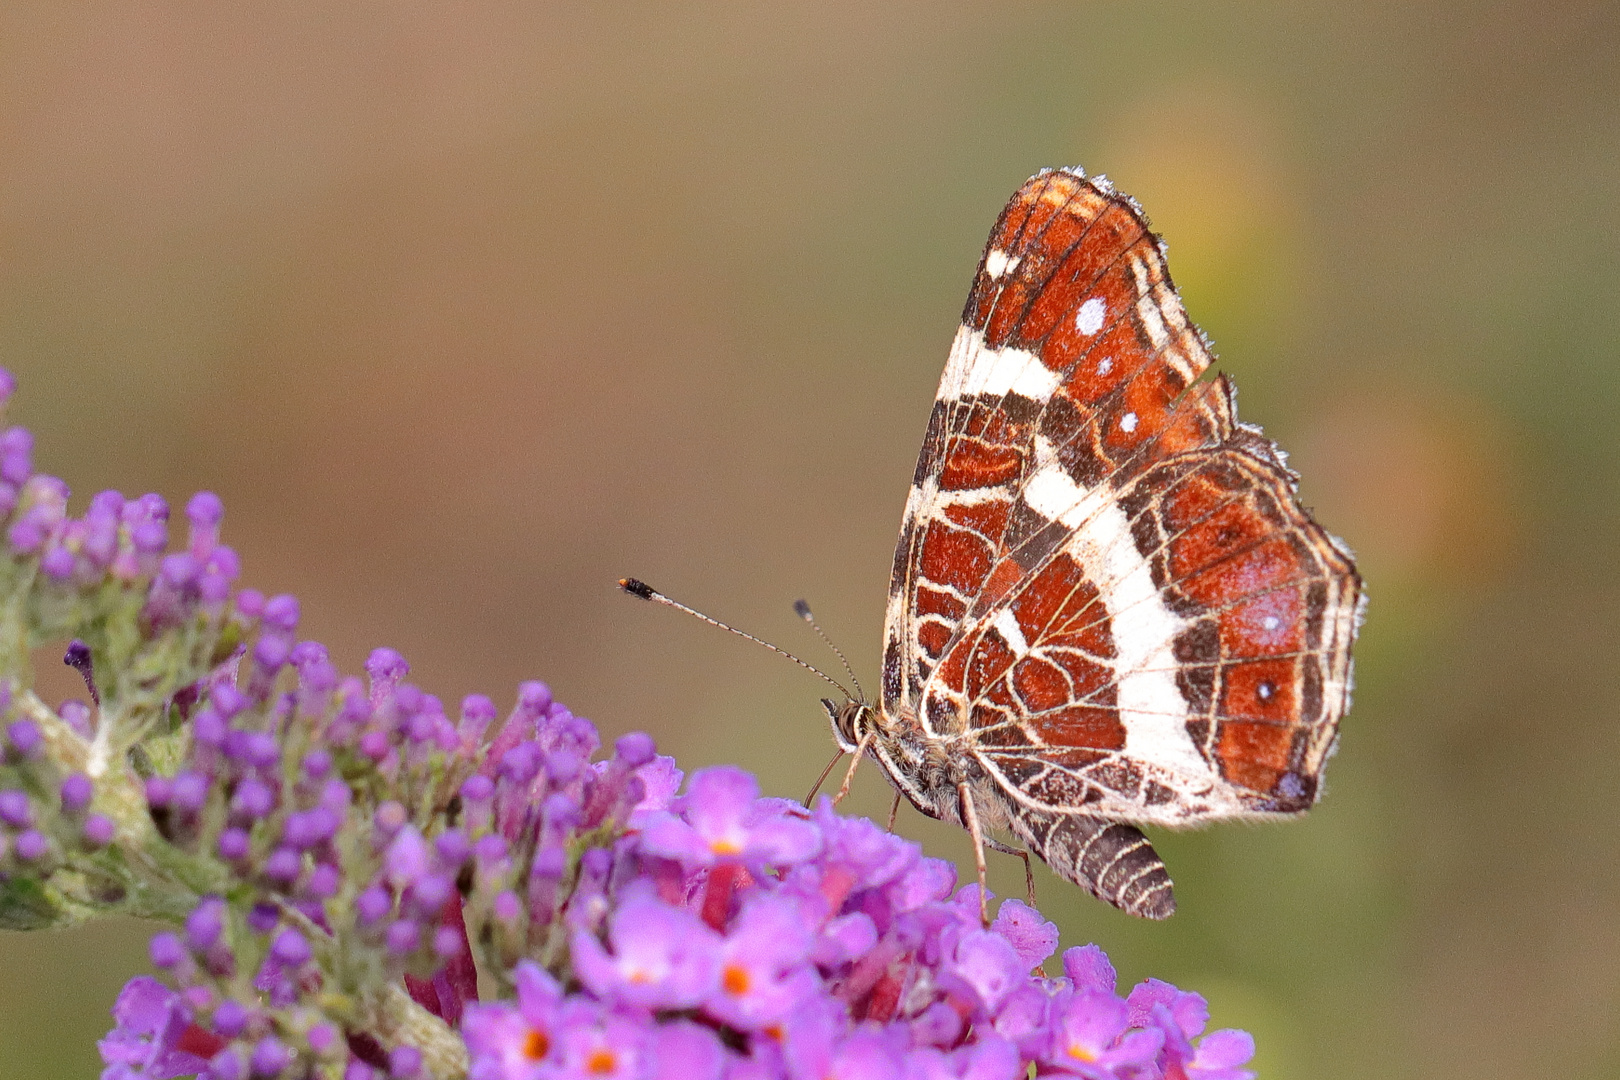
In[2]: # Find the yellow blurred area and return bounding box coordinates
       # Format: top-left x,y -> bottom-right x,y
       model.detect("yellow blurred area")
1296,382 -> 1522,587
3,3 -> 1619,1078
1098,82 -> 1305,369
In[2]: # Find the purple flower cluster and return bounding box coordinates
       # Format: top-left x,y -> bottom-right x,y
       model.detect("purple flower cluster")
0,370 -> 1257,1080
0,717 -> 120,901
125,644 -> 589,1078
0,397 -> 233,604
0,371 -> 255,918
460,763 -> 1255,1080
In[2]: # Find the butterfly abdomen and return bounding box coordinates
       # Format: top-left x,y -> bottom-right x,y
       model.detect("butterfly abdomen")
1009,807 -> 1176,920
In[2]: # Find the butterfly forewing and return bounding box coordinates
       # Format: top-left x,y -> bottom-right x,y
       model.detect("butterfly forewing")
875,168 -> 1362,918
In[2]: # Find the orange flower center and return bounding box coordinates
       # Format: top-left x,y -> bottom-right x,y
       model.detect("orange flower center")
523,1029 -> 549,1060
586,1048 -> 618,1074
723,964 -> 751,995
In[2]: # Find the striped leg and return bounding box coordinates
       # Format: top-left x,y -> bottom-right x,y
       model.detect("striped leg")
983,835 -> 1036,910
832,731 -> 873,805
804,747 -> 845,806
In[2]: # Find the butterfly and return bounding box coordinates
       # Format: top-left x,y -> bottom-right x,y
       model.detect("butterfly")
625,167 -> 1363,921
816,167 -> 1364,920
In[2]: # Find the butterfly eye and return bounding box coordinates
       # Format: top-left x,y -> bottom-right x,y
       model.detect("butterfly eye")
840,703 -> 865,744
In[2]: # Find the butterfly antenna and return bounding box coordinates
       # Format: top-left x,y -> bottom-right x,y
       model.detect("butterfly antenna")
618,578 -> 853,699
792,598 -> 865,704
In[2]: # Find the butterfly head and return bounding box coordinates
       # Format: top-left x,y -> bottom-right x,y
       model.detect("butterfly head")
821,697 -> 875,754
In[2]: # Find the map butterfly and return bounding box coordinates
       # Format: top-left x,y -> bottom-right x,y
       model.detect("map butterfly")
629,167 -> 1363,921
826,167 -> 1363,920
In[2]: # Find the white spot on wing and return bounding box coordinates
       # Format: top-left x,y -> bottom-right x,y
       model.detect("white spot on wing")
992,607 -> 1028,658
984,249 -> 1020,279
1261,615 -> 1280,631
1076,297 -> 1107,335
1019,439 -> 1206,781
1120,412 -> 1138,433
1097,356 -> 1113,375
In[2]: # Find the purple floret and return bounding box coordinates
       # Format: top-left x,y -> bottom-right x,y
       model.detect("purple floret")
250,1036 -> 289,1077
457,694 -> 497,744
639,765 -> 821,870
6,718 -> 42,757
232,588 -> 265,619
217,828 -> 250,861
186,492 -> 224,559
186,898 -> 227,951
172,771 -> 211,812
990,897 -> 1060,969
97,977 -> 214,1080
270,929 -> 311,966
13,828 -> 48,860
0,788 -> 33,827
0,427 -> 30,484
230,777 -> 274,819
60,772 -> 94,811
262,594 -> 300,633
571,889 -> 722,1010
83,813 -> 116,847
614,731 -> 656,768
387,1045 -> 422,1078
702,893 -> 816,1031
149,933 -> 186,970
356,885 -> 392,925
386,919 -> 421,955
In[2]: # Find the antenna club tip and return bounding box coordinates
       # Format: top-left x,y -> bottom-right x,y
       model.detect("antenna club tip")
618,578 -> 657,600
793,599 -> 813,620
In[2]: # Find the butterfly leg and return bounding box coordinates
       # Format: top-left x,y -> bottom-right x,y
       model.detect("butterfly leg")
885,790 -> 901,833
832,731 -> 873,806
804,747 -> 846,807
957,781 -> 992,927
983,836 -> 1036,910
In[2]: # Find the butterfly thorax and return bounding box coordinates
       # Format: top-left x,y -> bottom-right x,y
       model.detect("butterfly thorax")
821,697 -> 980,827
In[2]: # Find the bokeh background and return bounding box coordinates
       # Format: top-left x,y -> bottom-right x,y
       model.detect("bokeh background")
1,2 -> 1616,1077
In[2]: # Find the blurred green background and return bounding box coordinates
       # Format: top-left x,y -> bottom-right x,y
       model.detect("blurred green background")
2,2 -> 1616,1077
